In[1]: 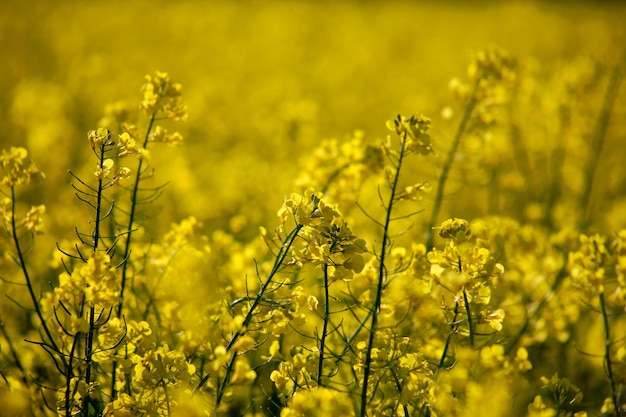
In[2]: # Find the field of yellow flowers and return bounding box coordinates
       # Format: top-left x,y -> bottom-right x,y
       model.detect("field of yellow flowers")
2,1 -> 626,416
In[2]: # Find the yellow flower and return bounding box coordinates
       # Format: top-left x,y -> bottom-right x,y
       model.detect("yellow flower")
306,295 -> 319,311
479,344 -> 505,368
386,114 -> 434,155
140,71 -> 187,120
21,204 -> 45,233
0,147 -> 45,187
280,387 -> 354,416
484,308 -> 505,331
88,127 -> 111,150
230,360 -> 256,385
514,347 -> 532,372
149,125 -> 184,146
233,335 -> 256,352
468,45 -> 516,82
117,131 -> 140,157
270,361 -> 294,391
437,218 -> 472,242
527,395 -> 556,417
94,158 -> 115,180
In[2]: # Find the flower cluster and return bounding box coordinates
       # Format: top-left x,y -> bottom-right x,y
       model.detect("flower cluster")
140,71 -> 187,121
386,114 -> 434,156
429,219 -> 504,296
279,387 -> 355,417
568,233 -> 609,295
468,45 -> 516,84
528,374 -> 586,417
279,192 -> 367,281
117,131 -> 141,158
0,147 -> 45,187
88,128 -> 133,182
53,252 -> 121,329
295,130 -> 385,204
0,198 -> 45,234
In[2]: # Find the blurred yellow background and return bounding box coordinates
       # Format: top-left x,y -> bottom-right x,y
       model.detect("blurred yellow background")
1,0 -> 624,238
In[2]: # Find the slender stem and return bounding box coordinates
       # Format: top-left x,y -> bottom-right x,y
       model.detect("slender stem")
111,112 -> 157,399
599,292 -> 622,417
579,59 -> 623,230
0,320 -> 28,385
9,187 -> 63,359
317,264 -> 331,386
11,183 -> 71,413
83,139 -> 107,415
422,293 -> 462,416
426,77 -> 482,251
359,133 -> 407,417
508,123 -> 533,201
203,223 -> 304,404
462,289 -> 474,348
161,379 -> 172,416
390,366 -> 410,417
228,225 -> 302,352
117,112 -> 156,318
544,105 -> 569,230
505,251 -> 569,355
65,334 -> 79,417
434,302 -> 460,380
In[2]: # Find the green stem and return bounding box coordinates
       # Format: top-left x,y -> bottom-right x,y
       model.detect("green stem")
579,59 -> 623,230
504,245 -> 574,355
462,289 -> 474,348
317,264 -> 331,386
111,112 -> 157,399
9,187 -> 63,361
83,138 -> 108,415
0,320 -> 28,385
117,112 -> 156,318
359,133 -> 407,417
65,334 -> 79,417
434,301 -> 460,380
599,292 -> 622,417
426,77 -> 482,251
543,104 -> 570,230
198,222 -> 305,403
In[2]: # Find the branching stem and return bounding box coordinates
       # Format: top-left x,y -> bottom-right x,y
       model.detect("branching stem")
197,222 -> 306,404
112,111 -> 157,399
83,138 -> 108,415
9,187 -> 63,361
359,132 -> 407,417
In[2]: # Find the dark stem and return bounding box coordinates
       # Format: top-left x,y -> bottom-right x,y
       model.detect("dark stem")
0,320 -> 28,385
435,301 -> 460,380
9,187 -> 63,361
83,139 -> 107,415
65,334 -> 79,417
205,223 -> 305,404
462,289 -> 474,348
117,111 -> 156,318
359,133 -> 407,417
317,263 -> 331,386
599,292 -> 622,417
112,112 -> 157,399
